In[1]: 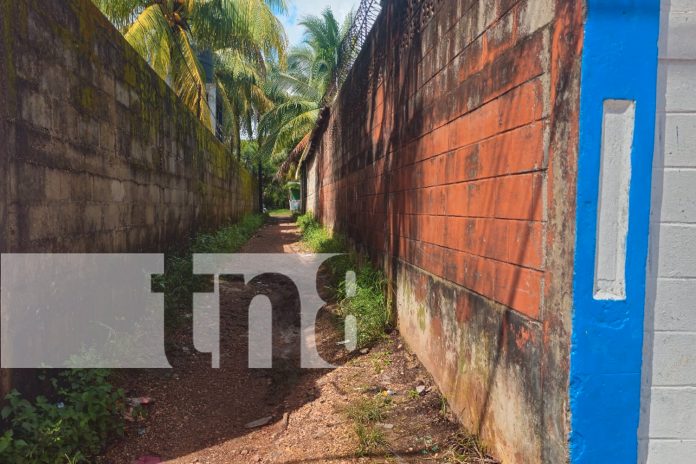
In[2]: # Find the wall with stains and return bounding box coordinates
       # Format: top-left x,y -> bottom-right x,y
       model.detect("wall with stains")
304,0 -> 584,461
0,0 -> 257,395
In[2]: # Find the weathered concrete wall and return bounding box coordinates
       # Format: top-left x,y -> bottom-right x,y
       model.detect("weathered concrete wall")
304,0 -> 583,462
0,0 -> 257,256
640,0 -> 696,462
0,0 -> 257,394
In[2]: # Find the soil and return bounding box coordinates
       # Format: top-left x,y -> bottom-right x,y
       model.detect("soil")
99,214 -> 497,464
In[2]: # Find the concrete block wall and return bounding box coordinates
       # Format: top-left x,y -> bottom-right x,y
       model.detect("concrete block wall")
0,0 -> 257,395
0,0 -> 257,256
304,0 -> 584,461
640,0 -> 696,462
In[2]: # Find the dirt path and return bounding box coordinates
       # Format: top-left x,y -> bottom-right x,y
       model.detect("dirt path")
101,214 -> 493,464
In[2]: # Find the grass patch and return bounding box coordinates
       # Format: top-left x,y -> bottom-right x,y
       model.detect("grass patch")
191,214 -> 265,254
346,396 -> 387,424
296,213 -> 390,348
296,213 -> 346,253
355,423 -> 386,456
266,209 -> 292,217
345,396 -> 390,457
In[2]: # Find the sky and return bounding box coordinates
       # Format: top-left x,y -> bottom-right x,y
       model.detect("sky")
279,0 -> 359,47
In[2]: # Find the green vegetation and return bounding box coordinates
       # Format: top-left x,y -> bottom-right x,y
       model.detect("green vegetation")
296,213 -> 390,348
267,209 -> 292,217
0,370 -> 125,464
370,350 -> 393,374
296,212 -> 345,253
0,216 -> 265,463
442,432 -> 494,464
259,8 -> 354,176
345,396 -> 390,456
155,213 -> 264,325
93,1 -> 356,185
191,214 -> 264,254
346,396 -> 387,425
93,0 -> 286,137
354,424 -> 386,457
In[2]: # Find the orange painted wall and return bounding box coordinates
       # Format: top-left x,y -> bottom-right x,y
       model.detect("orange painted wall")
305,0 -> 583,462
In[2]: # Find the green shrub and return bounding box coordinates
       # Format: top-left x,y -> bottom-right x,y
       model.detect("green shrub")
0,370 -> 125,463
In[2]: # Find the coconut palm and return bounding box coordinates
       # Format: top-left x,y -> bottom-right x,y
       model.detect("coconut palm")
215,49 -> 273,158
93,0 -> 287,129
258,7 -> 352,171
295,7 -> 347,96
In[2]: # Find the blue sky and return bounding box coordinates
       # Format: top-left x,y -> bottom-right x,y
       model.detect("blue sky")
279,0 -> 358,47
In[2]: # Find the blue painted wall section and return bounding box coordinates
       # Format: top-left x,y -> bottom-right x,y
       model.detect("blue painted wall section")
571,1 -> 660,463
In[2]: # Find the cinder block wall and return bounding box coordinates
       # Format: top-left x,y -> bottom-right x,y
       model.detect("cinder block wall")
640,0 -> 696,461
0,0 -> 257,255
305,0 -> 584,461
0,0 -> 257,394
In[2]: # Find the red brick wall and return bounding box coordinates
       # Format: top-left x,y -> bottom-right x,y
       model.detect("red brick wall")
305,0 -> 583,462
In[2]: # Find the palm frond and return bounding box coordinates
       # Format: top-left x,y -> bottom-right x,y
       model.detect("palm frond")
124,4 -> 173,80
171,27 -> 211,128
93,0 -> 149,30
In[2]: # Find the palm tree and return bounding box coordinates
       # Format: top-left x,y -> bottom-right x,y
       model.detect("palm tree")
215,49 -> 273,158
294,8 -> 348,96
93,0 -> 287,129
258,7 -> 352,173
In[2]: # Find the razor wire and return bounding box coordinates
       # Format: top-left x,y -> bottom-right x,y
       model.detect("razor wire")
321,0 -> 382,106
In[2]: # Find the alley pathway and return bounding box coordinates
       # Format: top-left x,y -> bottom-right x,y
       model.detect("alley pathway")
101,214 -> 494,464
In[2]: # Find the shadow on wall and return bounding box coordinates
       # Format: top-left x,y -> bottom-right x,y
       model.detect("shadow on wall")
637,0 -> 670,458
310,0 -> 547,458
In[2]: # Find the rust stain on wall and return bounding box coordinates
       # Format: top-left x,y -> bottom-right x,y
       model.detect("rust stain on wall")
304,0 -> 583,461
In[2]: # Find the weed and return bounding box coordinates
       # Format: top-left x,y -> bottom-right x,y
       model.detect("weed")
345,396 -> 390,457
371,351 -> 393,374
191,214 -> 265,254
346,396 -> 386,425
407,389 -> 420,399
296,213 -> 389,348
0,216 -> 265,463
296,213 -> 345,253
442,431 -> 499,463
0,370 -> 125,463
339,264 -> 389,348
355,423 -> 386,456
439,394 -> 449,417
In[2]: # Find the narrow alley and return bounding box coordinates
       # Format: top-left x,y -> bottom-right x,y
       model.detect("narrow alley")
102,214 -> 492,464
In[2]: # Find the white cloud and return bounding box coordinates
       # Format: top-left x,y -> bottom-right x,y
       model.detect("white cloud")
280,0 -> 359,47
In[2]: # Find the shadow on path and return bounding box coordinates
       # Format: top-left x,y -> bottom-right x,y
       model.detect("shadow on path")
102,214 -> 347,462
